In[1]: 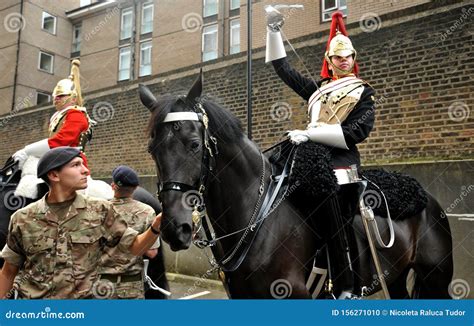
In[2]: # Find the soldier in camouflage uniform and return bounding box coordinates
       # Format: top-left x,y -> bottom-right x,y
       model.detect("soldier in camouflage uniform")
98,165 -> 160,299
0,147 -> 161,299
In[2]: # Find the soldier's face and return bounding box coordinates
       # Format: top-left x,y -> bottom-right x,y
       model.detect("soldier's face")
54,157 -> 89,190
54,95 -> 76,111
329,55 -> 354,75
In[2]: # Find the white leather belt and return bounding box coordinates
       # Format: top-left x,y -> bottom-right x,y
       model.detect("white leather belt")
334,166 -> 360,185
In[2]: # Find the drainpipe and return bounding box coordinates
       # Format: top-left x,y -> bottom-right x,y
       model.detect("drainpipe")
130,0 -> 138,80
11,0 -> 24,111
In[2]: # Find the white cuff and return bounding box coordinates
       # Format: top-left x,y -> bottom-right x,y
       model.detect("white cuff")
24,139 -> 50,157
306,124 -> 349,150
265,29 -> 287,63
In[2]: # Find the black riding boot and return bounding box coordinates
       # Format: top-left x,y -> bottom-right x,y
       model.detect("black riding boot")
326,183 -> 360,299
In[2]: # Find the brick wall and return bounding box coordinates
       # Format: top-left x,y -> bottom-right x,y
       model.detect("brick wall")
0,2 -> 472,176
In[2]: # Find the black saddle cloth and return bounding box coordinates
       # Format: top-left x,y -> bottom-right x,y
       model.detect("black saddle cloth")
265,141 -> 428,220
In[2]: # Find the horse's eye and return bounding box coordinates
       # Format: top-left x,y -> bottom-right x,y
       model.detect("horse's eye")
190,140 -> 200,152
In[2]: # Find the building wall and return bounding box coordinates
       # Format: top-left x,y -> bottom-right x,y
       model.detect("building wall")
0,0 -> 79,115
1,0 -> 432,115
1,1 -> 471,170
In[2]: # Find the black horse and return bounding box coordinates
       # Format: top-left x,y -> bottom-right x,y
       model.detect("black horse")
0,159 -> 169,299
139,73 -> 453,299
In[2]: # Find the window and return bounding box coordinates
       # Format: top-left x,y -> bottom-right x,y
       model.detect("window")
230,0 -> 239,10
42,12 -> 56,34
139,41 -> 152,77
141,2 -> 154,34
321,0 -> 347,22
120,8 -> 133,40
118,47 -> 131,81
72,24 -> 82,53
229,19 -> 240,54
202,24 -> 218,61
38,52 -> 54,73
36,91 -> 51,105
203,0 -> 218,17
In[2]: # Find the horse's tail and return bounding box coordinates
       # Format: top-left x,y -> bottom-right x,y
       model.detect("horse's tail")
412,192 -> 453,298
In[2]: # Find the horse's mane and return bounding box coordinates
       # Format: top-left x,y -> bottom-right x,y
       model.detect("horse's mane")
148,95 -> 243,143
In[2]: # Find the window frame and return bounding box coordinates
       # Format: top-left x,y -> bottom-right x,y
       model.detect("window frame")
203,0 -> 218,18
41,11 -> 57,35
118,46 -> 131,81
230,0 -> 240,10
120,7 -> 133,40
202,24 -> 218,62
72,24 -> 82,53
321,0 -> 347,22
38,51 -> 54,74
141,1 -> 154,35
229,18 -> 240,55
36,91 -> 51,106
139,40 -> 153,77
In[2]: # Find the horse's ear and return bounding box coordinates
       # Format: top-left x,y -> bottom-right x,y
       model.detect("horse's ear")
139,84 -> 158,112
186,69 -> 203,103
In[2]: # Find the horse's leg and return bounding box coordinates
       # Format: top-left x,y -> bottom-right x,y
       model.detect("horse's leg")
412,197 -> 453,299
386,267 -> 411,299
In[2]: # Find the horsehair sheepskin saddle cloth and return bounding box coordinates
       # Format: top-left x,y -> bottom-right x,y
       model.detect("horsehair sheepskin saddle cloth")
361,169 -> 428,220
276,141 -> 428,220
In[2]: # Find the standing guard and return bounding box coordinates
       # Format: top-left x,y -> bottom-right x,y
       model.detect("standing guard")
266,8 -> 376,299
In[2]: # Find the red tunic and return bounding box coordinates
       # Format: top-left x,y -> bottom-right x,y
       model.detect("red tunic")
48,108 -> 89,167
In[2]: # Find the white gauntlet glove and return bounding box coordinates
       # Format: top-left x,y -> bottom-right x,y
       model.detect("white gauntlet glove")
287,125 -> 349,149
265,6 -> 286,63
12,139 -> 50,169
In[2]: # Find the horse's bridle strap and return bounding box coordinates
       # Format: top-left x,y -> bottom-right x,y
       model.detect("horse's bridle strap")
160,182 -> 197,194
163,112 -> 200,122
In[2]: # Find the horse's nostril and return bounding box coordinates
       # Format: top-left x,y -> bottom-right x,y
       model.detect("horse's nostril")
180,223 -> 192,236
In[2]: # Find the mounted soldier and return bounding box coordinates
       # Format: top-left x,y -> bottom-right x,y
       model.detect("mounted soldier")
12,59 -> 111,199
266,8 -> 376,299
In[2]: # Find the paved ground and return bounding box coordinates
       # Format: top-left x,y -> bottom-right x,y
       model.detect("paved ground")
166,274 -> 228,300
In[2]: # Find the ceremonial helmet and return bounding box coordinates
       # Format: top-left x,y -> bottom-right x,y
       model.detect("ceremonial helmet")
52,59 -> 83,106
320,12 -> 359,78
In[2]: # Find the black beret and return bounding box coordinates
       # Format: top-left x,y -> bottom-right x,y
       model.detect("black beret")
112,165 -> 139,187
37,147 -> 82,181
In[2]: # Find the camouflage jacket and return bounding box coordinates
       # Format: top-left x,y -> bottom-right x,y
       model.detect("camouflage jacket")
1,193 -> 139,299
98,198 -> 158,276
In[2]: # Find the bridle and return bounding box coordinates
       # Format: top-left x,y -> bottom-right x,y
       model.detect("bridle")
154,101 -> 218,203
151,99 -> 289,272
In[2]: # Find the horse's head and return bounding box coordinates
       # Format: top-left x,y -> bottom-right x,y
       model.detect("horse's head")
139,72 -> 216,251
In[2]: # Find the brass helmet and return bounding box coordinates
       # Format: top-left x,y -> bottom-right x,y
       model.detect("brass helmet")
52,59 -> 83,106
326,32 -> 356,58
324,32 -> 357,76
